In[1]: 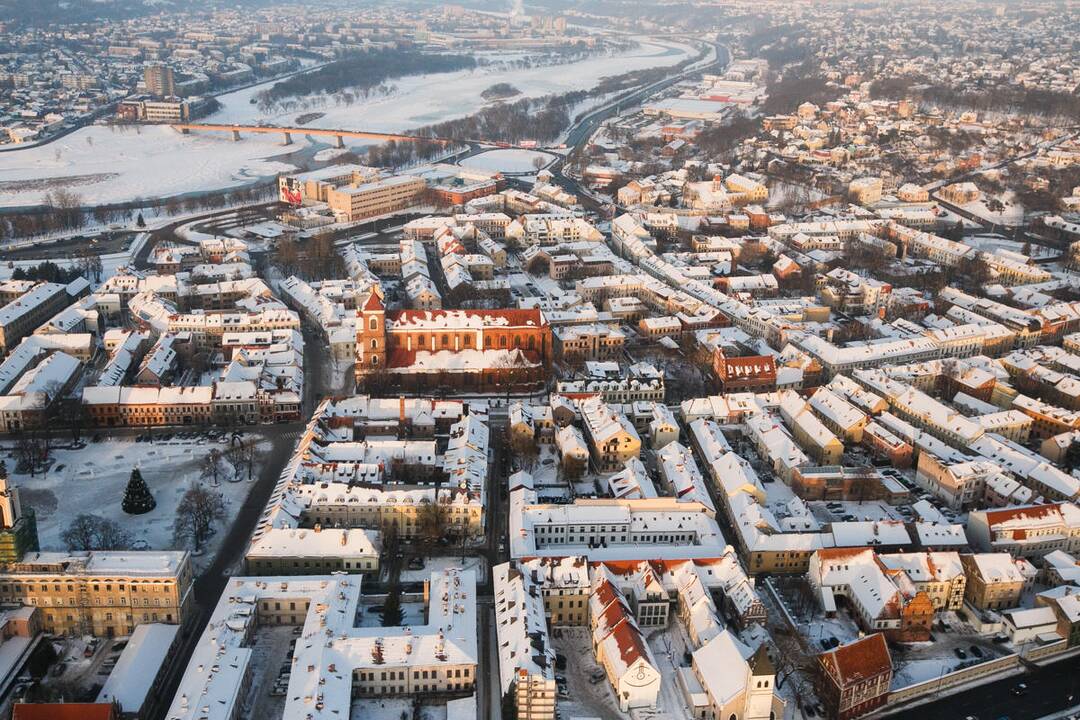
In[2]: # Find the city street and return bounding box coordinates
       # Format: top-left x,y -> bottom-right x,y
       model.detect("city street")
886,653 -> 1080,720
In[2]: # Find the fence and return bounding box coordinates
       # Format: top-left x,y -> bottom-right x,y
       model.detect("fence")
886,653 -> 1020,705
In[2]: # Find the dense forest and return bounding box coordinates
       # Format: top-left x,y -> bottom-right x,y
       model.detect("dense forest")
255,49 -> 476,105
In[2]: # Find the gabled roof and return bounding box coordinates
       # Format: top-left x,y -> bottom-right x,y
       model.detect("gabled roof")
819,633 -> 891,686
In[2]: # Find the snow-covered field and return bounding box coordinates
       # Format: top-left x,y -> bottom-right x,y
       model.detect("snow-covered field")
0,38 -> 693,208
208,38 -> 694,134
966,233 -> 1056,258
961,192 -> 1026,227
0,124 -> 298,208
459,148 -> 554,174
11,435 -> 268,567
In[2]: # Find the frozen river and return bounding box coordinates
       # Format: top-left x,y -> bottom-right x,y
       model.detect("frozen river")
0,37 -> 695,208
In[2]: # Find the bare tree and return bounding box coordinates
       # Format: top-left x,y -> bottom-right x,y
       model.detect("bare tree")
200,448 -> 224,487
173,484 -> 227,553
62,514 -> 134,551
228,441 -> 258,482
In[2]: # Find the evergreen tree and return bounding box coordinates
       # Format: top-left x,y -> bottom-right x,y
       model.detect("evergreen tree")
136,212 -> 145,228
122,468 -> 156,515
381,585 -> 404,627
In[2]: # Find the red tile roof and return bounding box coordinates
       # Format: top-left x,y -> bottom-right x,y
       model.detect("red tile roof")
361,290 -> 384,312
820,633 -> 891,686
984,503 -> 1060,527
14,704 -> 117,720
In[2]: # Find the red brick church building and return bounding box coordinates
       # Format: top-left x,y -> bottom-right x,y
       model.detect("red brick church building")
355,289 -> 551,393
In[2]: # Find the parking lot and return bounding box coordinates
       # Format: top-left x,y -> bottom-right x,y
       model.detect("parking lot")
243,625 -> 298,719
552,626 -> 624,720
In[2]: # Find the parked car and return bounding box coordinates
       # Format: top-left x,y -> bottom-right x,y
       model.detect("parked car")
1011,683 -> 1026,696
953,647 -> 967,659
969,645 -> 984,658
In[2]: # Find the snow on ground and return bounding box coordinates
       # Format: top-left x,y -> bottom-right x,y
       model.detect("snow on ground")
0,123 -> 300,208
459,149 -> 554,174
312,147 -> 351,162
766,179 -> 828,209
554,626 -> 626,720
648,626 -> 695,720
966,233 -> 1057,258
398,555 -> 486,583
350,698 -> 446,720
208,38 -> 695,134
10,435 -> 268,568
807,499 -> 906,524
961,192 -> 1026,227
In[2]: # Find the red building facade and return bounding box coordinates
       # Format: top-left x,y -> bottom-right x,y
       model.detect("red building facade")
355,290 -> 551,392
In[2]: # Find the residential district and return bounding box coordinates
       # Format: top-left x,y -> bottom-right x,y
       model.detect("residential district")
0,1 -> 1079,720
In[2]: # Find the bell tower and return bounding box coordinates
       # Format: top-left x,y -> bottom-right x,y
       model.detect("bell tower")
745,643 -> 778,719
356,286 -> 387,381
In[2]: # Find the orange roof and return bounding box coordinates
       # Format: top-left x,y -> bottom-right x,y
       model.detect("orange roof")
820,633 -> 891,686
361,290 -> 384,312
984,503 -> 1059,527
609,615 -> 649,669
14,704 -> 117,720
815,547 -> 874,562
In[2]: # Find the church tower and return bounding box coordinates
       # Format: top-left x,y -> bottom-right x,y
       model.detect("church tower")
745,643 -> 779,720
356,286 -> 387,383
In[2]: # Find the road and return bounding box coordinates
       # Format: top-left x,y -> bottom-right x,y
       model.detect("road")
563,39 -> 729,150
543,39 -> 731,215
884,653 -> 1080,720
149,421 -> 305,718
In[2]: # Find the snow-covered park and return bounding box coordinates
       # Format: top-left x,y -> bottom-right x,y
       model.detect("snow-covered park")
459,148 -> 554,174
9,434 -> 269,567
0,37 -> 693,208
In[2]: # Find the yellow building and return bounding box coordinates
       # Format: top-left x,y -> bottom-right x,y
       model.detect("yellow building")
961,553 -> 1030,610
0,551 -> 193,637
327,175 -> 426,222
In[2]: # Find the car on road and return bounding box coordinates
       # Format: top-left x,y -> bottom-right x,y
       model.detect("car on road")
1011,683 -> 1027,696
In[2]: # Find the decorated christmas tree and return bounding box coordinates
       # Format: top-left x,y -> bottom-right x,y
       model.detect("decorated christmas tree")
122,468 -> 156,515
